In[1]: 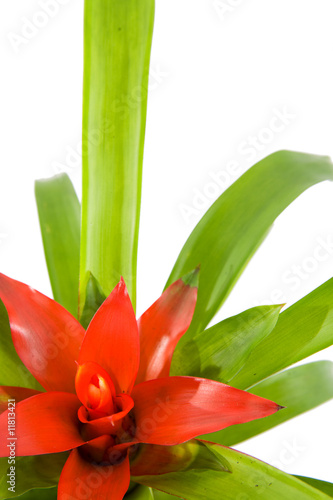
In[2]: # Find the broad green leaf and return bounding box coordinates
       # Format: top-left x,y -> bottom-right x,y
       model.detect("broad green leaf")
232,277 -> 333,389
0,453 -> 66,499
171,305 -> 282,383
204,361 -> 333,446
295,477 -> 333,497
35,174 -> 80,318
134,442 -> 331,499
80,0 -> 155,314
0,300 -> 41,389
126,485 -> 154,499
165,151 -> 333,337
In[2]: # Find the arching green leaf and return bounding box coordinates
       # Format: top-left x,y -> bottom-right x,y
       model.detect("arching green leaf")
166,151 -> 333,337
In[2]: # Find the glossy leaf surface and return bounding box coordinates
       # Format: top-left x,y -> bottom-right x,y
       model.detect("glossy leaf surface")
35,174 -> 80,318
232,277 -> 333,389
166,151 -> 333,336
0,454 -> 66,499
171,305 -> 281,383
80,0 -> 155,313
203,361 -> 333,446
135,442 -> 331,499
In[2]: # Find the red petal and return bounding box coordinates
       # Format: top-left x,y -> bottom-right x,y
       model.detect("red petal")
79,279 -> 139,394
0,273 -> 85,393
58,448 -> 130,500
0,392 -> 84,456
131,376 -> 282,445
136,271 -> 198,384
0,386 -> 41,414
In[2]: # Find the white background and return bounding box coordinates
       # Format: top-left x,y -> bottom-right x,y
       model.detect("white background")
1,0 -> 333,484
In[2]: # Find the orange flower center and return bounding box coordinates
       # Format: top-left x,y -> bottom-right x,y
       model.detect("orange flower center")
75,362 -> 136,465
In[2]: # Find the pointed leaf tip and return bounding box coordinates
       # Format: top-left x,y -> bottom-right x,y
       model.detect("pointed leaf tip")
165,151 -> 333,337
79,273 -> 106,328
181,267 -> 200,289
192,441 -> 232,473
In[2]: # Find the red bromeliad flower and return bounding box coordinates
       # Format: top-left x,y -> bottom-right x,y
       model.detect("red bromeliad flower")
0,271 -> 282,499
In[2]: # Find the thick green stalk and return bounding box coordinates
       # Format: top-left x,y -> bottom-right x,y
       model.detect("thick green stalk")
80,0 -> 155,314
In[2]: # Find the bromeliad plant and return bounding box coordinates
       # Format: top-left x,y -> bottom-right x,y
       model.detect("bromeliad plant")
1,1 -> 333,500
0,270 -> 282,499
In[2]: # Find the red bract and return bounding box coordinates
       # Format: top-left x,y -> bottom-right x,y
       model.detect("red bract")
0,272 -> 282,499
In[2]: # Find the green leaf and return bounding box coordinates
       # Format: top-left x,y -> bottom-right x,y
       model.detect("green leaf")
134,442 -> 332,499
35,174 -> 80,318
232,277 -> 333,389
14,488 -> 57,500
126,485 -> 154,499
171,305 -> 282,383
0,300 -> 41,389
80,0 -> 155,314
204,361 -> 333,446
131,440 -> 231,477
165,151 -> 333,337
0,453 -> 66,499
79,273 -> 106,328
184,440 -> 231,473
152,491 -> 175,499
295,477 -> 333,497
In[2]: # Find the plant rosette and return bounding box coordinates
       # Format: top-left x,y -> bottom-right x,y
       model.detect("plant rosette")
0,272 -> 283,498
